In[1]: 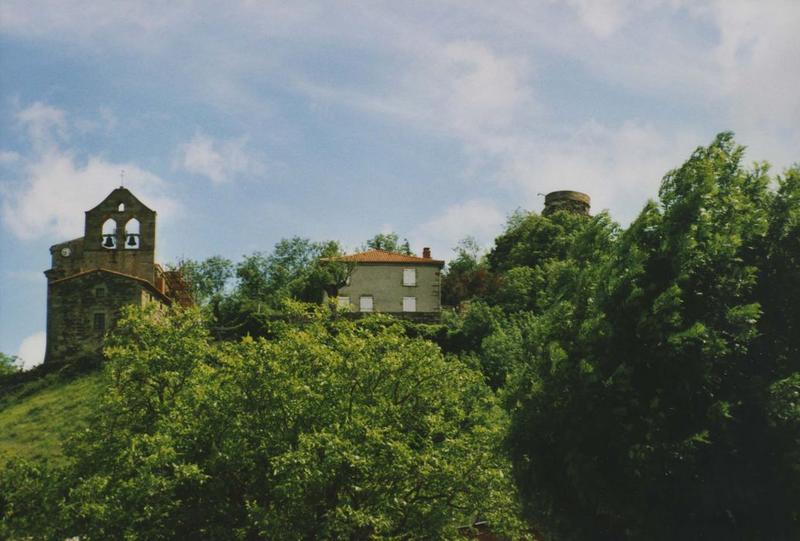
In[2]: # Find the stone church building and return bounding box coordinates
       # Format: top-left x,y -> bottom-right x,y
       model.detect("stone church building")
43,187 -> 191,364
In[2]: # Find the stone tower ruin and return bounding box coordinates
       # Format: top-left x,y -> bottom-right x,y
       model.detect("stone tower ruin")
542,190 -> 591,216
44,187 -> 191,364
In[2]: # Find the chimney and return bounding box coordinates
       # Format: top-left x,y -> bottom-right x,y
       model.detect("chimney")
422,247 -> 431,259
543,190 -> 591,216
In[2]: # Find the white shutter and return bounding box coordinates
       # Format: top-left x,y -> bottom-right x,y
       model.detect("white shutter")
403,268 -> 416,286
402,296 -> 416,312
337,296 -> 350,309
360,296 -> 374,312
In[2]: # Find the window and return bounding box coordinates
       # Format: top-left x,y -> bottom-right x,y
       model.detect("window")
359,295 -> 373,312
95,287 -> 106,298
402,296 -> 416,312
118,203 -> 125,212
337,296 -> 350,309
93,313 -> 106,333
403,268 -> 416,286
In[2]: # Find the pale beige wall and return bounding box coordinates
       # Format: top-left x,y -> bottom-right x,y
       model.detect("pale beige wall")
335,263 -> 442,313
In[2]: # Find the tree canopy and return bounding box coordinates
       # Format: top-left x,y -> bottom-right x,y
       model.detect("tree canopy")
363,232 -> 412,255
1,304 -> 526,540
0,353 -> 19,376
504,133 -> 800,539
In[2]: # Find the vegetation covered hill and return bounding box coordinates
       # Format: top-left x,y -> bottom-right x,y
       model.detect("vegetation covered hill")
0,369 -> 105,466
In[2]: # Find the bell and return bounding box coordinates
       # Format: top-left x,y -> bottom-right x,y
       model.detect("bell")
103,235 -> 115,248
127,234 -> 138,247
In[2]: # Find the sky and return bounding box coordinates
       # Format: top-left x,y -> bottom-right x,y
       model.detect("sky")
1,0 -> 799,368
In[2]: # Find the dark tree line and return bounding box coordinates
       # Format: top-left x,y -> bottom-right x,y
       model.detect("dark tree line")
442,133 -> 800,539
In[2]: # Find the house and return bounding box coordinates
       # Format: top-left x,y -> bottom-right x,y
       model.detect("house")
43,187 -> 191,364
324,248 -> 444,317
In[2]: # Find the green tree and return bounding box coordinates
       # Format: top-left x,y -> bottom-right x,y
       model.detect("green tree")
364,232 -> 412,255
506,134 -> 800,539
441,237 -> 500,307
442,211 -> 616,388
235,237 -> 349,306
0,352 -> 19,376
177,255 -> 234,306
2,304 -> 526,540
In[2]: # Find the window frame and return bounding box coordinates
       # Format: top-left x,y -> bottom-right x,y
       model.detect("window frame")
359,295 -> 374,312
93,312 -> 106,333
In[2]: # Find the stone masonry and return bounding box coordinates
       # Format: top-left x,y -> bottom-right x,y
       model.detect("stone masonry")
43,187 -> 190,364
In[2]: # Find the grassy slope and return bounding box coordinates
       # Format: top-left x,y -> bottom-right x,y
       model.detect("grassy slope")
0,371 -> 105,465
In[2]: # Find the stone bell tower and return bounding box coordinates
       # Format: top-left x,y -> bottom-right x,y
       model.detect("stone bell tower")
44,187 -> 190,364
81,187 -> 157,282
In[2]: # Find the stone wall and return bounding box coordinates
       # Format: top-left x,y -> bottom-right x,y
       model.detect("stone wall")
44,271 -> 160,363
81,187 -> 157,282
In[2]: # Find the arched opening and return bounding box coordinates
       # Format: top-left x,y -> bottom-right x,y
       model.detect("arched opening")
118,203 -> 125,212
124,218 -> 140,249
101,219 -> 117,249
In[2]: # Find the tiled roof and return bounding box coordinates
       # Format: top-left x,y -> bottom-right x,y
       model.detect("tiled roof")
325,249 -> 444,265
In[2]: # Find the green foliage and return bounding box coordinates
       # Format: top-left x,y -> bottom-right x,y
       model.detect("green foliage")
182,239 -> 352,340
444,210 -> 617,388
506,133 -> 800,539
0,353 -> 19,376
177,255 -> 234,306
1,304 -> 525,539
234,238 -> 350,305
442,237 -> 501,307
364,232 -> 412,255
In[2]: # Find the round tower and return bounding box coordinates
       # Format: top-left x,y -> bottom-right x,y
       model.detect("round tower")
542,190 -> 591,216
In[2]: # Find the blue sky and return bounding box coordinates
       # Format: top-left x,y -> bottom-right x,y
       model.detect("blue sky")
1,1 -> 799,368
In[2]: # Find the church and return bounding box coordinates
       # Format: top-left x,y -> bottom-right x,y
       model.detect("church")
43,187 -> 191,364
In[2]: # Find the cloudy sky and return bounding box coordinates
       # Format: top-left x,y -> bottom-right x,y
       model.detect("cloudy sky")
1,1 -> 798,367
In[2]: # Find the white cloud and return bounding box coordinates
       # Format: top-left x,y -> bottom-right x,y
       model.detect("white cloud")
2,2 -> 797,222
706,0 -> 800,129
0,150 -> 21,163
15,101 -> 67,153
16,330 -> 45,370
563,0 -> 647,38
492,120 -> 702,224
176,132 -> 264,184
2,103 -> 179,241
301,39 -> 534,147
0,0 -> 190,51
412,199 -> 506,261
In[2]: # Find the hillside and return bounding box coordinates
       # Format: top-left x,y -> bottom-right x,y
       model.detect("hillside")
0,370 -> 105,465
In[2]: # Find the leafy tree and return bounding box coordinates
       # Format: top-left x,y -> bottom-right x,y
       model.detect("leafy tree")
198,238 -> 352,338
442,237 -> 501,307
235,237 -> 350,306
442,211 -> 616,389
364,232 -> 412,255
0,352 -> 19,376
177,255 -> 234,306
1,304 -> 526,539
506,134 -> 800,539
